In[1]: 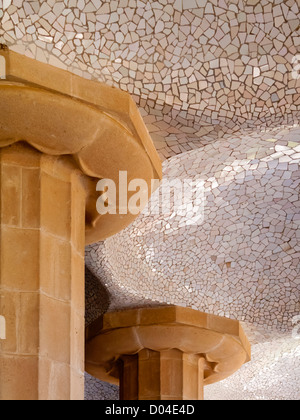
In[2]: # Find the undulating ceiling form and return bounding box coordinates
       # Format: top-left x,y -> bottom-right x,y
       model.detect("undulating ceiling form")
86,125 -> 300,400
1,0 -> 299,159
89,127 -> 300,328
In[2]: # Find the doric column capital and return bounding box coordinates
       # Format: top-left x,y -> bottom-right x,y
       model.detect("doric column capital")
86,306 -> 251,399
0,50 -> 162,245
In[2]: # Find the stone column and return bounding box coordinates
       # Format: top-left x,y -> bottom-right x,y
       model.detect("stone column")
120,350 -> 205,400
0,144 -> 86,400
85,306 -> 251,401
0,50 -> 162,400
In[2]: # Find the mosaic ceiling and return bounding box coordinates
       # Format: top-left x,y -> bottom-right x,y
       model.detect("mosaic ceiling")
1,0 -> 299,401
86,126 -> 300,401
1,0 -> 300,159
87,128 -> 300,333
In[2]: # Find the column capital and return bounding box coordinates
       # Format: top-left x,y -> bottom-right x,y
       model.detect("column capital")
85,306 -> 251,394
0,50 -> 162,245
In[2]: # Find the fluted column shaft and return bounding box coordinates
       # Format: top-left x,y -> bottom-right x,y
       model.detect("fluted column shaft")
0,144 -> 86,400
120,349 -> 205,400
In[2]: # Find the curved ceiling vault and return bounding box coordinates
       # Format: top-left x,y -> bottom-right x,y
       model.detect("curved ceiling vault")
86,126 -> 300,400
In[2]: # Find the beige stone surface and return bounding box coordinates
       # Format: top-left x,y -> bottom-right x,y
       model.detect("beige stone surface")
0,50 -> 162,244
120,349 -> 204,400
85,306 -> 250,399
0,52 -> 161,400
0,144 -> 86,400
